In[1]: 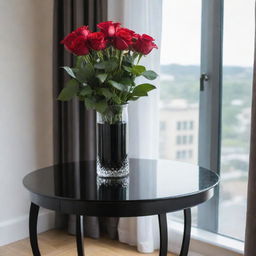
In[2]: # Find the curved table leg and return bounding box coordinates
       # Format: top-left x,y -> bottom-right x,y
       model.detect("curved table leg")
76,215 -> 85,256
180,208 -> 192,256
158,213 -> 168,256
29,202 -> 41,256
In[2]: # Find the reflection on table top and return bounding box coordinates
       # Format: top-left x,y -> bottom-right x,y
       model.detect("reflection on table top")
23,159 -> 219,202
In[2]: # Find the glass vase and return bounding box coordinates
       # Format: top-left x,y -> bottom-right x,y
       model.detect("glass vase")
97,104 -> 129,177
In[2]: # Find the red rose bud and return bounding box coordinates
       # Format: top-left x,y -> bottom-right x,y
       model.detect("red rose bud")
87,32 -> 107,51
113,28 -> 135,50
75,26 -> 91,37
133,34 -> 158,55
97,21 -> 121,37
61,32 -> 77,51
132,33 -> 140,41
61,26 -> 90,55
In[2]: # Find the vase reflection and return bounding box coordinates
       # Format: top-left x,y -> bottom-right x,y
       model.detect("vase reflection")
97,176 -> 129,201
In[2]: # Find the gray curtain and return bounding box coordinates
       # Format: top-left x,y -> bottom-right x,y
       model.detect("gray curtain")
244,4 -> 256,255
53,0 -> 118,239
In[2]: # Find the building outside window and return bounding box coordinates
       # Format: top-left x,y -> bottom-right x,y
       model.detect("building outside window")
160,121 -> 166,131
159,100 -> 199,162
189,135 -> 193,144
176,121 -> 182,130
189,121 -> 194,130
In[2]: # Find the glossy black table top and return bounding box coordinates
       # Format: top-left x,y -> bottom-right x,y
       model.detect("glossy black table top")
23,159 -> 219,202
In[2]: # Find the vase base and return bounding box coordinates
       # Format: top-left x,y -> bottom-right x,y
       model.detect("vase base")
97,158 -> 129,178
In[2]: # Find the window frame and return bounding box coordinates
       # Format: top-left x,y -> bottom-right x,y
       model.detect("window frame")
197,0 -> 224,232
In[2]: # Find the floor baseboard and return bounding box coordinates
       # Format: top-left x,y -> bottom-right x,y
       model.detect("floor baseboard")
0,209 -> 55,246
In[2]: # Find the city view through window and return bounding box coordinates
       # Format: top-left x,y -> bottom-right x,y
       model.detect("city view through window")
159,0 -> 254,241
219,0 -> 254,241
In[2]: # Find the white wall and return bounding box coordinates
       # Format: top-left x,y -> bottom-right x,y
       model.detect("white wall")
0,0 -> 55,245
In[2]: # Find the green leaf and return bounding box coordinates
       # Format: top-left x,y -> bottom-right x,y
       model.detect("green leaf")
123,55 -> 133,64
120,77 -> 133,85
76,63 -> 94,83
84,98 -> 96,109
94,62 -> 105,69
105,59 -> 118,73
57,79 -> 79,101
119,78 -> 133,92
108,80 -> 126,91
142,70 -> 158,80
98,88 -> 113,99
96,73 -> 108,83
129,96 -> 140,101
95,100 -> 108,113
132,52 -> 139,61
132,83 -> 156,96
62,67 -> 76,79
80,86 -> 92,96
123,66 -> 132,72
112,95 -> 122,104
94,59 -> 118,72
131,65 -> 146,76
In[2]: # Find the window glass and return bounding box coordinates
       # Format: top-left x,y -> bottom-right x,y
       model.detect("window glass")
219,0 -> 254,241
160,0 -> 254,242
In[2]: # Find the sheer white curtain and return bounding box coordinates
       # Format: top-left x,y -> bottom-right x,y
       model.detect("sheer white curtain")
108,0 -> 162,253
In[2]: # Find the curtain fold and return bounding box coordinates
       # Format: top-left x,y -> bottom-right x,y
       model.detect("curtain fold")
53,0 -> 118,239
244,3 -> 256,255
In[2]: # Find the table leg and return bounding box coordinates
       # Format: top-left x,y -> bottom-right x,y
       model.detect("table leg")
158,213 -> 168,256
76,215 -> 85,256
180,208 -> 192,256
29,202 -> 41,256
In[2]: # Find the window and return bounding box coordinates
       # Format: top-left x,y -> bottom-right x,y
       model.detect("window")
189,121 -> 194,130
176,151 -> 180,159
182,121 -> 187,130
160,0 -> 253,243
176,136 -> 181,145
218,0 -> 254,241
176,150 -> 189,160
184,135 -> 188,144
176,121 -> 182,130
177,135 -> 195,145
160,121 -> 166,131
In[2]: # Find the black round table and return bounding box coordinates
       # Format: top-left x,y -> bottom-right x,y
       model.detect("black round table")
23,158 -> 219,256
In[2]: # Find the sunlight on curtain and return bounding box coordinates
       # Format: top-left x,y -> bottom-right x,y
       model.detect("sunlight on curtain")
108,0 -> 162,253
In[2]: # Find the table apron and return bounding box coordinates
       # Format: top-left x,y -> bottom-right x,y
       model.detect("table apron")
30,189 -> 214,217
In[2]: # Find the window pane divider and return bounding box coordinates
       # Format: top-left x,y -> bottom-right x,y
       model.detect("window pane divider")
198,0 -> 224,233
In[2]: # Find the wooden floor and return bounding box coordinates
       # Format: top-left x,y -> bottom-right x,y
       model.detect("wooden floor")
0,229 -> 174,256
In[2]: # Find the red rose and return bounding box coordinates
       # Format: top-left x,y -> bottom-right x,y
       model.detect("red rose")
97,21 -> 121,37
87,32 -> 107,51
75,26 -> 91,37
133,34 -> 158,55
70,36 -> 90,55
61,26 -> 90,55
113,28 -> 135,50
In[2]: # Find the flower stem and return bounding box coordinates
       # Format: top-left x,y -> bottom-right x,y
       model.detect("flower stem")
137,54 -> 143,64
119,50 -> 124,70
106,48 -> 110,59
84,55 -> 91,64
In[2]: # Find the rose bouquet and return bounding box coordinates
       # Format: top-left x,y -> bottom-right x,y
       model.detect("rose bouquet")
58,21 -> 158,177
58,21 -> 158,123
